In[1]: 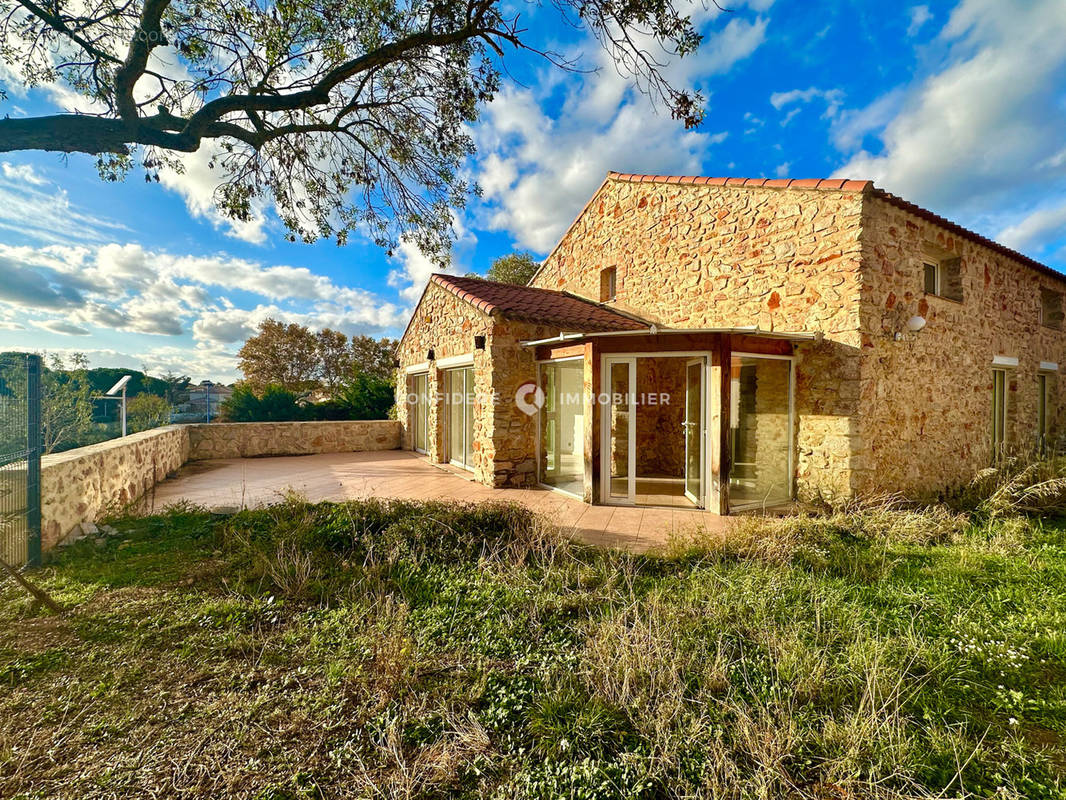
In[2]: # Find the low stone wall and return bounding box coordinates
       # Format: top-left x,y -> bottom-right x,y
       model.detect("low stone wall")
186,420 -> 401,460
40,420 -> 401,551
41,425 -> 190,551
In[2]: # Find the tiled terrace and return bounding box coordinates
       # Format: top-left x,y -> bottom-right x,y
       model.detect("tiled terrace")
148,450 -> 732,552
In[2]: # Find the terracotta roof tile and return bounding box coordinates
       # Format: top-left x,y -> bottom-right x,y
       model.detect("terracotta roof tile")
430,274 -> 649,333
869,188 -> 1065,284
604,171 -> 1064,284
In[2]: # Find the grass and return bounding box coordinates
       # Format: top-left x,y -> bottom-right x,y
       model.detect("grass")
2,498 -> 1066,799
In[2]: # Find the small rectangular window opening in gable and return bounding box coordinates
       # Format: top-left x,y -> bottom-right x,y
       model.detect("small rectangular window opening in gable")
922,251 -> 963,302
600,267 -> 617,302
1040,286 -> 1064,329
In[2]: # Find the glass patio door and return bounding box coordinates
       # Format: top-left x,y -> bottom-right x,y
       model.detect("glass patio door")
683,358 -> 705,506
538,359 -> 585,497
446,367 -> 474,470
603,357 -> 636,504
729,355 -> 793,509
410,372 -> 429,454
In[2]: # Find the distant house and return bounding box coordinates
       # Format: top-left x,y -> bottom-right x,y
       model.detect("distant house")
397,172 -> 1065,514
187,382 -> 232,420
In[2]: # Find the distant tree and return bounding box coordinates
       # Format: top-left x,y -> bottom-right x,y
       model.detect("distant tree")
334,374 -> 395,419
486,252 -> 539,285
238,319 -> 321,393
221,384 -> 303,422
126,393 -> 171,432
350,336 -> 398,380
158,372 -> 192,404
317,329 -> 353,395
42,354 -> 93,453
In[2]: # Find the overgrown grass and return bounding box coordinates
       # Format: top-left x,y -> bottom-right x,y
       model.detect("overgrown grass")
2,496 -> 1066,799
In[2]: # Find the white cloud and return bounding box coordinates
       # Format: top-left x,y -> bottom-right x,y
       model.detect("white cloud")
0,166 -> 130,246
833,0 -> 1066,257
907,5 -> 933,37
770,86 -> 844,122
0,240 -> 409,352
472,6 -> 767,253
998,202 -> 1066,251
158,144 -> 269,244
38,319 -> 91,336
2,162 -> 47,185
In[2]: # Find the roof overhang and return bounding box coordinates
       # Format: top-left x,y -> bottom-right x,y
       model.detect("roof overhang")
520,326 -> 823,347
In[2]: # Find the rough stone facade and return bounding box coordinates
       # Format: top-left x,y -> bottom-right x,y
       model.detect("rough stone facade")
856,194 -> 1066,495
532,178 -> 864,502
395,281 -> 553,487
398,173 -> 1066,507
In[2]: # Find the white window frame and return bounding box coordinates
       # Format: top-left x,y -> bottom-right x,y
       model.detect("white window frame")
444,366 -> 475,470
923,260 -> 941,296
728,351 -> 797,513
992,367 -> 1008,458
534,355 -> 586,500
408,371 -> 429,455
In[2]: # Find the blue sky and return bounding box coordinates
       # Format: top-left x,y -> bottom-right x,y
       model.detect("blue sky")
1,0 -> 1065,381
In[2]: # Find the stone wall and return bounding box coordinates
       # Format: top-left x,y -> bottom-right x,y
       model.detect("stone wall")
855,195 -> 1066,495
395,281 -> 495,483
41,425 -> 190,551
634,357 -> 686,477
396,280 -> 554,489
187,420 -> 400,460
40,420 -> 401,550
533,177 -> 866,502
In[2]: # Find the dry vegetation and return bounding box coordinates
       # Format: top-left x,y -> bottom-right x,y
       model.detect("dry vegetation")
2,461 -> 1066,798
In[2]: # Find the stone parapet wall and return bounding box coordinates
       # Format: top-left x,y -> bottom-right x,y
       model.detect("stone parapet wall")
40,420 -> 401,550
186,420 -> 400,460
41,425 -> 190,551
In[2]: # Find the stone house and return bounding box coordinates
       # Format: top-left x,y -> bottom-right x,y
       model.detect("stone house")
396,172 -> 1066,513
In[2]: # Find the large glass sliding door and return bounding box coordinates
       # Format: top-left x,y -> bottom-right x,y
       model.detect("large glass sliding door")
410,373 -> 429,454
538,359 -> 585,497
683,358 -> 705,504
729,355 -> 793,509
604,357 -> 636,503
446,367 -> 475,470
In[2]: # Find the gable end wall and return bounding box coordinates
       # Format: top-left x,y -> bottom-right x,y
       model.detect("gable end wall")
533,178 -> 868,502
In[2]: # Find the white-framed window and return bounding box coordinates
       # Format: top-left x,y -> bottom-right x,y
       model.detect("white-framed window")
992,368 -> 1008,459
922,254 -> 963,301
408,372 -> 429,454
1038,372 -> 1049,450
923,261 -> 940,296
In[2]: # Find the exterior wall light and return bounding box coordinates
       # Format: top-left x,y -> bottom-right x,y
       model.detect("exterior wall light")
906,315 -> 927,332
426,349 -> 435,361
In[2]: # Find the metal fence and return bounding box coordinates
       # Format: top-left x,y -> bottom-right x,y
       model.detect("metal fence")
0,354 -> 41,568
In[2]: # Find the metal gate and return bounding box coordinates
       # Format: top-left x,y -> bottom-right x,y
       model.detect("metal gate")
0,354 -> 42,568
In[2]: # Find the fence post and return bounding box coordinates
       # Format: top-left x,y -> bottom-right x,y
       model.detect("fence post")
26,354 -> 42,568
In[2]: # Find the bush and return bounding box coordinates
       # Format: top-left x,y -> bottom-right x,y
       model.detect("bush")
221,375 -> 394,422
220,384 -> 303,421
966,455 -> 1066,518
126,393 -> 171,432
